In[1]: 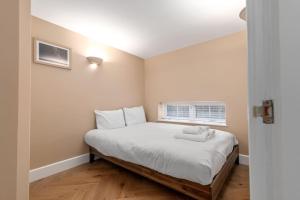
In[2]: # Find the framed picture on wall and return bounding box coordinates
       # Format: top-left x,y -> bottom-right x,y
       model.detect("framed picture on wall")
34,39 -> 71,69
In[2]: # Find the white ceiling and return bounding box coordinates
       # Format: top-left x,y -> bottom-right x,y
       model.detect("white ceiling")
31,0 -> 246,59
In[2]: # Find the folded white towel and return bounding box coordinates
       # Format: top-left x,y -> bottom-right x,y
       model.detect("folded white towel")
182,126 -> 210,135
175,129 -> 215,142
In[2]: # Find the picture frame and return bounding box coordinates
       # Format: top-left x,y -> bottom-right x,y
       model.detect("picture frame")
34,39 -> 71,69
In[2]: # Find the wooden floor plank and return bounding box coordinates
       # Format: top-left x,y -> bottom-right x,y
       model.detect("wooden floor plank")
30,160 -> 249,200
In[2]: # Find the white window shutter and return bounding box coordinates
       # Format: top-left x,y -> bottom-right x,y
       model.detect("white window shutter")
161,102 -> 226,126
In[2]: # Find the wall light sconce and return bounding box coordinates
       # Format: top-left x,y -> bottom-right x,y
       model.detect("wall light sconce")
239,7 -> 247,21
87,56 -> 103,66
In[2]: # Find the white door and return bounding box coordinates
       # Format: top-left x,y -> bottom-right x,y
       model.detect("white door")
247,0 -> 300,199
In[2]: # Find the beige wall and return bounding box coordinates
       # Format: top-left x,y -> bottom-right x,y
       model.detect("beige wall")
30,17 -> 248,169
145,32 -> 248,154
31,17 -> 145,169
0,0 -> 31,199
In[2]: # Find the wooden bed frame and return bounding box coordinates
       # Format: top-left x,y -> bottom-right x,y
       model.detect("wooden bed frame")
89,145 -> 239,200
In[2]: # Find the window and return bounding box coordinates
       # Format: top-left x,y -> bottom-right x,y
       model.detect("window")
159,102 -> 226,126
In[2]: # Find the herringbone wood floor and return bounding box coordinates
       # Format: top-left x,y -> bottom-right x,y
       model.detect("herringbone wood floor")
30,160 -> 249,200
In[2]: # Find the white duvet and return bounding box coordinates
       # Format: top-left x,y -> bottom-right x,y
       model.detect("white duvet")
84,122 -> 237,185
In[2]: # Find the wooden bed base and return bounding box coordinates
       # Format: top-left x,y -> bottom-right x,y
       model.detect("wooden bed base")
89,145 -> 239,200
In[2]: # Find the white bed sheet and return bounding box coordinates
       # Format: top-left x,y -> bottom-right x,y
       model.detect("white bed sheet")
84,122 -> 237,185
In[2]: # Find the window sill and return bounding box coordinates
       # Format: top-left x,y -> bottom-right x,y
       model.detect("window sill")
157,119 -> 227,127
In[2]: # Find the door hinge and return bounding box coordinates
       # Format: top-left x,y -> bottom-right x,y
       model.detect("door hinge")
253,100 -> 274,124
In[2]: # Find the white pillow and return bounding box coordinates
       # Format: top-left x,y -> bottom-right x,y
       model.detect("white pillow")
123,106 -> 146,126
94,109 -> 125,129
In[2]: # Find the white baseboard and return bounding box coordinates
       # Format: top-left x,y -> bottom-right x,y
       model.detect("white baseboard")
29,153 -> 89,183
239,154 -> 249,166
29,152 -> 249,183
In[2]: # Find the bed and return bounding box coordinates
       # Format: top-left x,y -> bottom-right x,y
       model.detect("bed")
85,122 -> 239,200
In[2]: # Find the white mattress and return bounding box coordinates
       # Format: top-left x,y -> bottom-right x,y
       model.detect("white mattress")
85,122 -> 237,185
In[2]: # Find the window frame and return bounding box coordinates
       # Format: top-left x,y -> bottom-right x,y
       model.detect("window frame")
158,101 -> 227,127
